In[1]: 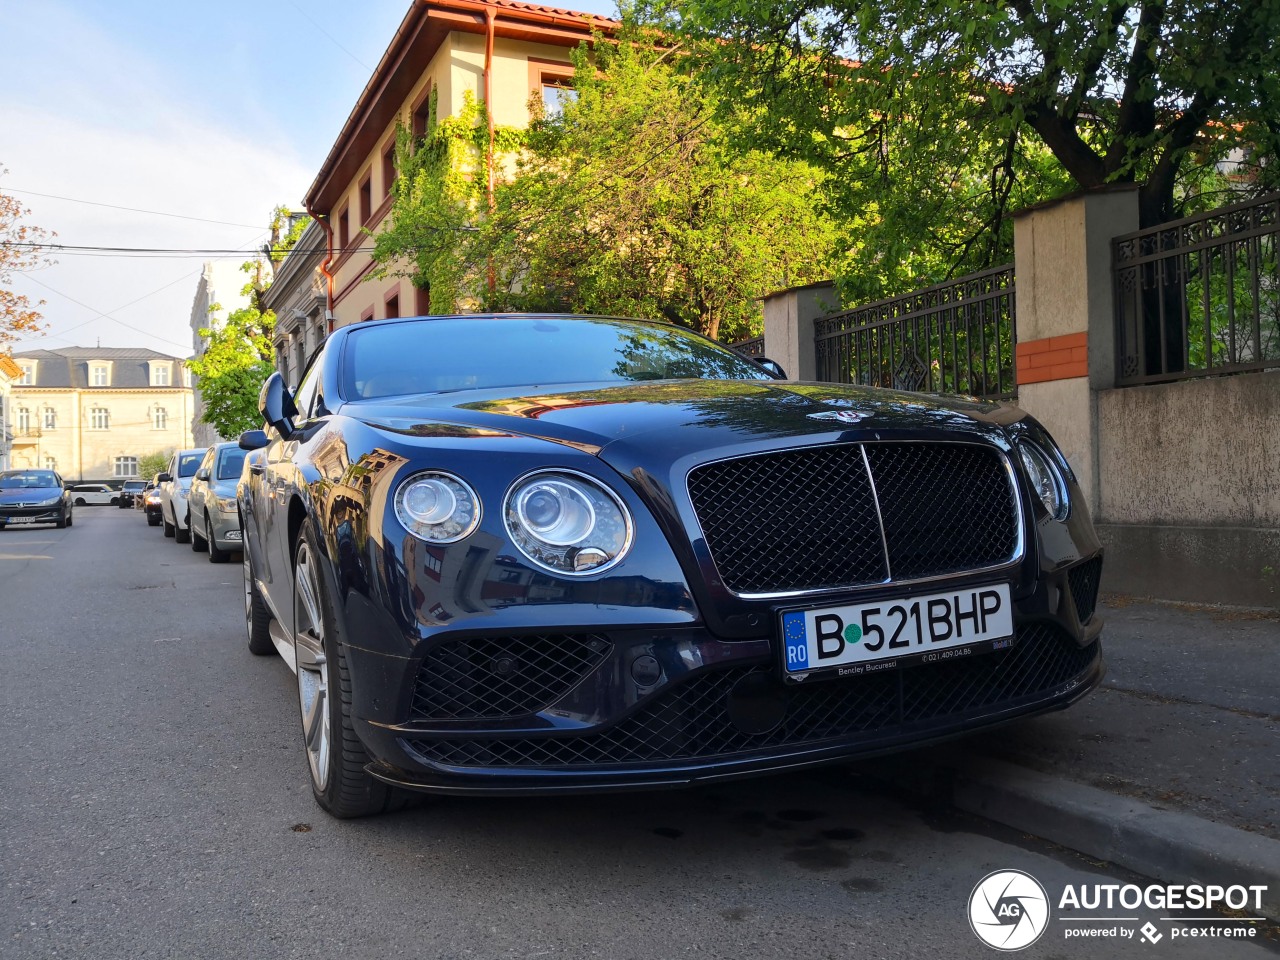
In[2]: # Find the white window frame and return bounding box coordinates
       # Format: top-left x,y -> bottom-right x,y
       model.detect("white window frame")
152,364 -> 171,387
42,407 -> 57,430
16,407 -> 31,432
90,407 -> 110,430
152,407 -> 168,430
114,456 -> 139,478
91,365 -> 109,387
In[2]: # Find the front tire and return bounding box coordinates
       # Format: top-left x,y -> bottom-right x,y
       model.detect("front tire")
148,513 -> 161,527
207,516 -> 229,563
294,527 -> 411,819
175,510 -> 191,544
163,510 -> 175,537
244,548 -> 274,656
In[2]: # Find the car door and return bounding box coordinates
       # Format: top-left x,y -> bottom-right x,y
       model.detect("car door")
190,448 -> 215,533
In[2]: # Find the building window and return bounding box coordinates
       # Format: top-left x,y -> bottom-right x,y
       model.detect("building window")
114,456 -> 138,478
43,455 -> 56,471
18,364 -> 34,385
338,207 -> 350,253
42,408 -> 56,430
91,365 -> 109,387
359,173 -> 372,226
385,292 -> 400,320
383,140 -> 397,198
90,407 -> 109,430
542,82 -> 579,118
153,364 -> 171,386
183,366 -> 192,388
412,84 -> 433,145
16,407 -> 30,432
153,407 -> 168,430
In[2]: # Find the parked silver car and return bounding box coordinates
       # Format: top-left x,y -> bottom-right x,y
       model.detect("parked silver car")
188,441 -> 247,562
157,448 -> 207,543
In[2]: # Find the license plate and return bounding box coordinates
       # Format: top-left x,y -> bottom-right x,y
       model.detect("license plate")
8,516 -> 35,524
780,583 -> 1013,679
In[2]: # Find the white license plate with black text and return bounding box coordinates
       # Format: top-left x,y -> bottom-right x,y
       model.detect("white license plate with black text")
781,584 -> 1013,678
7,516 -> 35,524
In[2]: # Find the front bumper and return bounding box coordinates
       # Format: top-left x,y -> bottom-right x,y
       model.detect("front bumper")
348,556 -> 1105,796
208,511 -> 243,550
0,505 -> 65,525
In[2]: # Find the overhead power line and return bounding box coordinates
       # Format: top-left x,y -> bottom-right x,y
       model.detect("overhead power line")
3,187 -> 273,229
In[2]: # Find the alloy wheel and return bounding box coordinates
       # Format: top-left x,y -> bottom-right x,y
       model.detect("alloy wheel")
294,542 -> 331,791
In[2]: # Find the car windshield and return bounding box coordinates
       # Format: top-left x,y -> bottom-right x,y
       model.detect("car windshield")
124,481 -> 145,490
216,449 -> 247,481
177,454 -> 203,478
0,471 -> 59,489
342,316 -> 770,401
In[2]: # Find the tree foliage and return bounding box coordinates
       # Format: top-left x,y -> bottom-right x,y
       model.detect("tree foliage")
137,450 -> 171,483
186,206 -> 306,438
654,0 -> 1280,299
1,166 -> 56,348
374,34 -> 837,341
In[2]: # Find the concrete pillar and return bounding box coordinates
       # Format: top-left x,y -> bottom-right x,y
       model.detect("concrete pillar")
1012,187 -> 1139,516
762,281 -> 838,382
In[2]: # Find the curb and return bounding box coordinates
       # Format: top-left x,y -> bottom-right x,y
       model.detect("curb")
946,757 -> 1280,922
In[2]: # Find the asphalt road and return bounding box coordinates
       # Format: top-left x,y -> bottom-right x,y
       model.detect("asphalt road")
1,507 -> 1272,959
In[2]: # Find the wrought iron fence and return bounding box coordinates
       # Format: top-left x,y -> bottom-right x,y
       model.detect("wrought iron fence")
730,335 -> 765,357
1114,192 -> 1280,385
815,265 -> 1017,400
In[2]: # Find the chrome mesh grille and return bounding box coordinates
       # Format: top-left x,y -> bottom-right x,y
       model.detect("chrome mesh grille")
864,443 -> 1020,580
409,634 -> 611,722
687,442 -> 1019,595
687,445 -> 886,594
405,624 -> 1096,768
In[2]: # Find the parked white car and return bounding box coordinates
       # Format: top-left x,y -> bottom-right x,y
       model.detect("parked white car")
68,483 -> 119,506
157,448 -> 207,544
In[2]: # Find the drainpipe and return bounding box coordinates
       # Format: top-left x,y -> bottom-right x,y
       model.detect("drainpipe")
305,200 -> 337,333
484,5 -> 497,293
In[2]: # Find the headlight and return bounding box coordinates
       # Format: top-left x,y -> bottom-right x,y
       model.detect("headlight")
1017,442 -> 1068,521
40,496 -> 63,507
505,470 -> 633,575
178,488 -> 189,499
394,471 -> 480,543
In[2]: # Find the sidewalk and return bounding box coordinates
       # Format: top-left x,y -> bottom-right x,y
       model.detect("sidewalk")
866,596 -> 1280,918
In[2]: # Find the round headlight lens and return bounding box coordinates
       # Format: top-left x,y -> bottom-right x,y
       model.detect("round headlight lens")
394,472 -> 480,543
505,471 -> 633,575
1018,442 -> 1068,521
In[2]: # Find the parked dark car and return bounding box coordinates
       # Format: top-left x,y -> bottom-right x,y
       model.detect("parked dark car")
142,479 -> 163,526
118,479 -> 148,508
0,469 -> 73,529
239,314 -> 1104,818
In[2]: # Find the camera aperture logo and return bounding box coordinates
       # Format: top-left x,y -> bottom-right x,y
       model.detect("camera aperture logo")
969,870 -> 1050,951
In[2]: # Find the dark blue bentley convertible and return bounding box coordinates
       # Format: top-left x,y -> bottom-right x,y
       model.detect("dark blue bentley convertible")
239,314 -> 1103,817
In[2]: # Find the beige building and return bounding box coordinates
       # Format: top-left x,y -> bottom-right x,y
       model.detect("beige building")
9,347 -> 195,482
0,353 -> 22,471
288,0 -> 616,350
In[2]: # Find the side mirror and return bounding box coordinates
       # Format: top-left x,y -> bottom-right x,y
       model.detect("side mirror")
195,468 -> 210,481
259,371 -> 299,437
238,429 -> 269,451
755,357 -> 787,379
157,472 -> 173,483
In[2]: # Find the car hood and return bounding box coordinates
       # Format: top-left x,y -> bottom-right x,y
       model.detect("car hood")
343,379 -> 1025,463
0,488 -> 63,504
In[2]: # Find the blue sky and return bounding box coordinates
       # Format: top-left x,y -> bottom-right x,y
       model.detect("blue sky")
1,0 -> 618,356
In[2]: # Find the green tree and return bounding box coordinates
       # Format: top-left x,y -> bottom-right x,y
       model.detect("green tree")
656,0 -> 1280,297
187,207 -> 307,437
374,34 -> 837,341
137,450 -> 170,482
